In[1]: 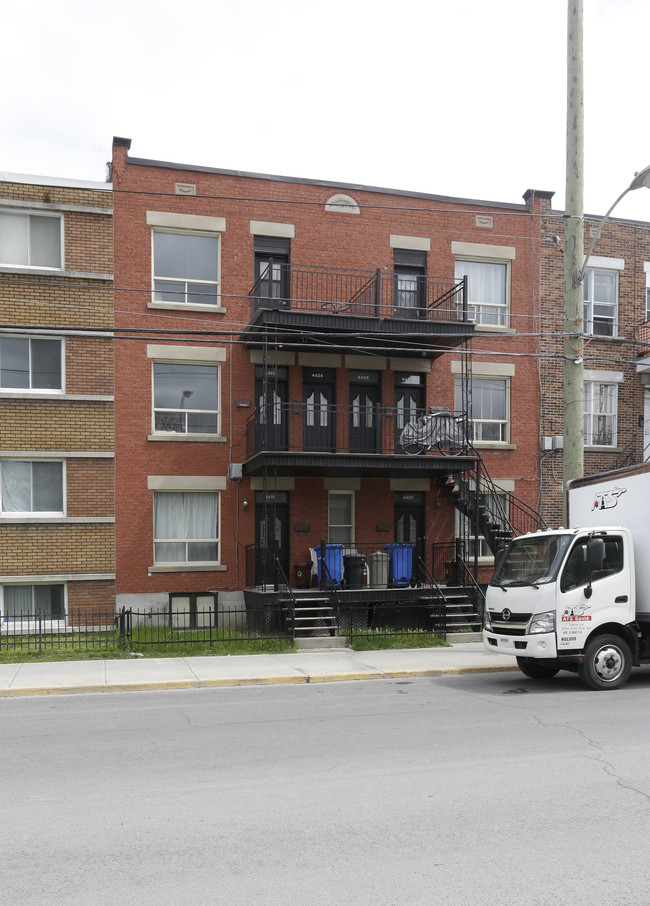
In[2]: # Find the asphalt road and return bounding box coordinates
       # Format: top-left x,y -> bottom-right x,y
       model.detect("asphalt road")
4,669 -> 650,905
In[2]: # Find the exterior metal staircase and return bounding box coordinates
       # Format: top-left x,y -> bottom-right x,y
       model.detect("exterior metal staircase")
437,446 -> 547,557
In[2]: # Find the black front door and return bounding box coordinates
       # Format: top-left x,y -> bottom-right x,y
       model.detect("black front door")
349,370 -> 380,453
303,367 -> 336,451
255,492 -> 290,586
394,491 -> 425,568
254,236 -> 290,307
394,373 -> 425,454
393,249 -> 426,318
255,365 -> 288,451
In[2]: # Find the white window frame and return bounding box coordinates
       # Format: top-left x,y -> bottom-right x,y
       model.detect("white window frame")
0,459 -> 66,517
455,375 -> 510,445
584,378 -> 618,448
0,582 -> 66,627
583,266 -> 619,337
0,210 -> 64,270
0,335 -> 64,393
644,262 -> 650,322
147,211 -> 225,312
148,475 -> 227,572
153,490 -> 221,567
152,361 -> 221,436
455,258 -> 509,328
328,491 -> 355,545
147,345 -> 226,441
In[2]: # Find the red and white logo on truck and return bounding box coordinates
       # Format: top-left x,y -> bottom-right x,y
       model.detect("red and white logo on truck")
591,486 -> 627,511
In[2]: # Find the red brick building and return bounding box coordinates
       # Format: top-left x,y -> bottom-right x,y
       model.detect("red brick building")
110,138 -> 547,614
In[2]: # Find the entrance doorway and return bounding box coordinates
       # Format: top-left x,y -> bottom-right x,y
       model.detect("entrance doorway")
394,373 -> 425,453
255,491 -> 290,586
303,367 -> 336,452
394,491 -> 425,568
349,370 -> 380,453
255,365 -> 288,451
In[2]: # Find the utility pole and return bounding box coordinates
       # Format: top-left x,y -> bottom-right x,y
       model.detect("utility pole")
563,0 -> 584,522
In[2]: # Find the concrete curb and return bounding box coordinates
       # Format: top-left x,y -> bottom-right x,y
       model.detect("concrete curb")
0,663 -> 518,697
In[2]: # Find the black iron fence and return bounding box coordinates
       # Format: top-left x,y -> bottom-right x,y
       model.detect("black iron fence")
0,598 -> 450,652
0,609 -> 120,653
336,598 -> 447,641
249,264 -> 467,324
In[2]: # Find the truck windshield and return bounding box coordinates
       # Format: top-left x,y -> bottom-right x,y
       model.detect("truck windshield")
491,534 -> 573,587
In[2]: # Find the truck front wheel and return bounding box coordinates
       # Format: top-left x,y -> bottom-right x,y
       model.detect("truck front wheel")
578,634 -> 632,690
516,657 -> 559,679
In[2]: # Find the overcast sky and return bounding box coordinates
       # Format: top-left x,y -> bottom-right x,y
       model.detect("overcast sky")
3,0 -> 650,221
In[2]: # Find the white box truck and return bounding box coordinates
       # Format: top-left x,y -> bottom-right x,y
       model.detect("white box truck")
483,463 -> 650,690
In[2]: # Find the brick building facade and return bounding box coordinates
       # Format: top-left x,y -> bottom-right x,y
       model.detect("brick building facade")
538,193 -> 650,526
0,173 -> 114,623
110,138 -> 547,609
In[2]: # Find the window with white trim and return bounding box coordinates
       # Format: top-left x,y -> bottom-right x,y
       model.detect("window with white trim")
153,362 -> 220,434
153,491 -> 220,564
0,336 -> 62,390
1,584 -> 65,621
0,461 -> 64,514
455,259 -> 508,327
153,230 -> 220,306
584,380 -> 617,447
455,377 -> 509,443
645,265 -> 650,321
0,211 -> 62,269
583,267 -> 618,337
328,491 -> 354,544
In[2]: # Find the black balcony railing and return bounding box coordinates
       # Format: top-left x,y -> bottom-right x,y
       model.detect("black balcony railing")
249,265 -> 467,324
246,403 -> 469,459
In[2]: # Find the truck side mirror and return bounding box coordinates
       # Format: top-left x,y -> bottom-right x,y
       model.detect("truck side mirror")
586,537 -> 604,570
584,537 -> 604,599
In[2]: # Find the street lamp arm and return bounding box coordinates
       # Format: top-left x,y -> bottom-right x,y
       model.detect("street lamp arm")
576,187 -> 631,284
576,165 -> 650,284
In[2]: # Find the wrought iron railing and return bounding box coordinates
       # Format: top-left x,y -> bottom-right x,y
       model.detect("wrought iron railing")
249,264 -> 467,324
246,403 -> 471,459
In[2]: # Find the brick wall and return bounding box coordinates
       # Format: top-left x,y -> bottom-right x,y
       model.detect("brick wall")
0,177 -> 115,614
539,205 -> 650,526
111,142 -> 546,595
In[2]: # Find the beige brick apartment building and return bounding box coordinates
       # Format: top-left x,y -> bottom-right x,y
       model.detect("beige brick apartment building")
0,173 -> 114,623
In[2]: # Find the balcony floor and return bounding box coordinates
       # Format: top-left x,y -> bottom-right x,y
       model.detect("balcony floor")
243,450 -> 476,478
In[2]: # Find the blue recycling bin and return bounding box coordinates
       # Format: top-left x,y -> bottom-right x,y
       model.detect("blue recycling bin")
315,544 -> 344,587
385,542 -> 414,587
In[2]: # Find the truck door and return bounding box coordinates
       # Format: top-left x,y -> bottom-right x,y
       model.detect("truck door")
557,534 -> 632,650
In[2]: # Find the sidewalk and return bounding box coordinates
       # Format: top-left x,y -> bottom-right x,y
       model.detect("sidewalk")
0,640 -> 517,697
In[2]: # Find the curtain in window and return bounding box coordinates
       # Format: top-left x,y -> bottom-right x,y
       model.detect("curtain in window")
154,492 -> 218,562
4,585 -> 31,618
0,213 -> 28,265
2,461 -> 30,511
456,260 -> 505,304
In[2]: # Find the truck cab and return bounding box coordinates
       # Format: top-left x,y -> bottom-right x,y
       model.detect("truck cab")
483,527 -> 636,689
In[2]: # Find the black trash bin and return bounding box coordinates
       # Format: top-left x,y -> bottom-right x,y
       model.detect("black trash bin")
343,554 -> 365,590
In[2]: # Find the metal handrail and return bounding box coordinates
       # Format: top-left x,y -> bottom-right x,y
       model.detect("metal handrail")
454,554 -> 486,620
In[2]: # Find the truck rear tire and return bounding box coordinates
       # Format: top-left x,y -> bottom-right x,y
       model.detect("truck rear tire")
516,657 -> 559,679
578,634 -> 632,690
